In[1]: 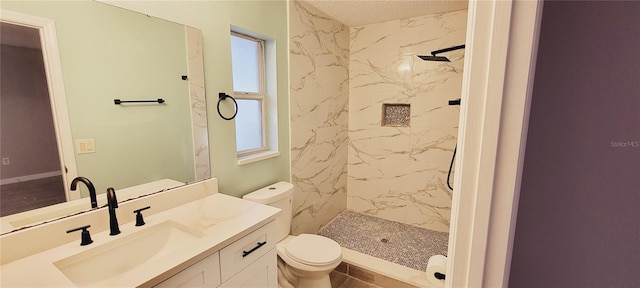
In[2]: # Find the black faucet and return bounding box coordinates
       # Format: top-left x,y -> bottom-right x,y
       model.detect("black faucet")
70,177 -> 98,209
106,187 -> 120,235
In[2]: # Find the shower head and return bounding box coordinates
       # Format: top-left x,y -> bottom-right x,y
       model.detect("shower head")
418,44 -> 465,62
418,55 -> 451,62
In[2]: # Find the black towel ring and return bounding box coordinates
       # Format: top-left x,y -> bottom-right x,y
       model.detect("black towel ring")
217,92 -> 238,120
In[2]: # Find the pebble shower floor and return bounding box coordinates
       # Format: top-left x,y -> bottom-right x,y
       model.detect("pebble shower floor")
317,210 -> 448,271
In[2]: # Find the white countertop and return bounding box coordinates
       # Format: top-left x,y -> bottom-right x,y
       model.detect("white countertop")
0,193 -> 281,287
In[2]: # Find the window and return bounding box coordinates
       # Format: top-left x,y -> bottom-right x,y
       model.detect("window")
231,32 -> 267,156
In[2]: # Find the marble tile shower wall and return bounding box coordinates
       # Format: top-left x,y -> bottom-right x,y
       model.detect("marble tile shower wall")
289,1 -> 350,234
347,10 -> 467,232
185,27 -> 210,182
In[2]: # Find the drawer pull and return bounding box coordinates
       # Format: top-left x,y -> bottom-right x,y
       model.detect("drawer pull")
242,241 -> 267,257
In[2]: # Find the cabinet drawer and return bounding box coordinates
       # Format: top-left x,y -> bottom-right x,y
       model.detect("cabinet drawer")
153,252 -> 220,288
218,248 -> 277,288
220,221 -> 276,282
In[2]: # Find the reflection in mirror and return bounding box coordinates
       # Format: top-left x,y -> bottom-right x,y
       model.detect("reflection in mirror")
0,1 -> 209,234
0,22 -> 66,216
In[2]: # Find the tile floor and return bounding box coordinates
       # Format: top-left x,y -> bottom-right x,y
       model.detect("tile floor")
330,262 -> 420,288
0,176 -> 66,217
318,210 -> 448,271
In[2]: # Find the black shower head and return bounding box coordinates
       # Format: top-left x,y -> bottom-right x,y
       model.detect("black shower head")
418,55 -> 451,62
418,44 -> 465,62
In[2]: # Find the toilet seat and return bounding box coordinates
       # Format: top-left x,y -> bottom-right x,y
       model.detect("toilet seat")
283,234 -> 341,266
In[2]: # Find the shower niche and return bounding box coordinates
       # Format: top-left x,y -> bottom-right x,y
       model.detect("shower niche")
382,103 -> 410,127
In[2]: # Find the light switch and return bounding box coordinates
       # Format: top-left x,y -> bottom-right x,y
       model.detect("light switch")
76,139 -> 96,154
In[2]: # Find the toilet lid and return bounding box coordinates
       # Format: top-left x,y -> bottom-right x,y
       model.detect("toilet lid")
284,234 -> 341,266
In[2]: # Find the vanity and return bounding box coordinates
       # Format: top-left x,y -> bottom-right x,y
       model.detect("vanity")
0,179 -> 281,287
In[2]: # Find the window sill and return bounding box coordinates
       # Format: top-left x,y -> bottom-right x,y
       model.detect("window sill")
237,150 -> 280,165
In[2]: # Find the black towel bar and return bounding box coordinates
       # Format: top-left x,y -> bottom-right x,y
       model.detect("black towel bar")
114,99 -> 165,105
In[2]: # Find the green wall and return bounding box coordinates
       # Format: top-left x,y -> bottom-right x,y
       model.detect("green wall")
102,0 -> 292,197
2,1 -> 195,194
2,0 -> 291,197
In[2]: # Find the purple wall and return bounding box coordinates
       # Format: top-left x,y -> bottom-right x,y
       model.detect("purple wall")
1,44 -> 61,179
509,1 -> 640,287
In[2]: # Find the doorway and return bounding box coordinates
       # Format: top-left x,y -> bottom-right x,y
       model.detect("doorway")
0,21 -> 67,216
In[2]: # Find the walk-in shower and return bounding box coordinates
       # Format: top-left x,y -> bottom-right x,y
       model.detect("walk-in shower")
290,3 -> 468,285
318,42 -> 468,287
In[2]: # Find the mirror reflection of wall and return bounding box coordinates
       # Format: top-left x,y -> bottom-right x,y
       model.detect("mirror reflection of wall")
2,1 -> 200,193
55,2 -> 195,194
0,22 -> 66,216
0,0 -> 209,226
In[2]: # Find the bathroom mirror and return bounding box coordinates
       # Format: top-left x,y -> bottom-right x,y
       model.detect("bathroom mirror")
0,1 -> 209,234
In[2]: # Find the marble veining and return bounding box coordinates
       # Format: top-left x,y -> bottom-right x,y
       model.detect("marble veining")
289,1 -> 349,235
290,4 -> 467,233
348,10 -> 466,232
0,181 -> 280,287
185,27 -> 210,181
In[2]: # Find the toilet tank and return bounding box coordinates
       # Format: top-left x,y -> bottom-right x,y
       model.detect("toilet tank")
242,181 -> 293,242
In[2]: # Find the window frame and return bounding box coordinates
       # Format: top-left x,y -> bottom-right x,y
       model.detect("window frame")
231,32 -> 268,157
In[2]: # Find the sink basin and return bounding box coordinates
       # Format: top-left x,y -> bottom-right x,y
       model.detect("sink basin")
54,220 -> 203,287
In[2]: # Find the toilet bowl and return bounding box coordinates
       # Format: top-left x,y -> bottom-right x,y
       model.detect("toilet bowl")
243,182 -> 342,288
277,234 -> 342,287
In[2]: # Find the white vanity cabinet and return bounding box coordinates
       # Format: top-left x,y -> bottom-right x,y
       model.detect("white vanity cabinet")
153,252 -> 221,288
154,221 -> 277,288
0,183 -> 283,288
219,249 -> 277,288
219,221 -> 277,287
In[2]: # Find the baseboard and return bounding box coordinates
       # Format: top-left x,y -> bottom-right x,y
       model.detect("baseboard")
0,171 -> 63,185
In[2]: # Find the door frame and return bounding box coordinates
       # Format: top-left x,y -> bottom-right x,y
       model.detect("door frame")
1,9 -> 79,201
447,0 -> 544,287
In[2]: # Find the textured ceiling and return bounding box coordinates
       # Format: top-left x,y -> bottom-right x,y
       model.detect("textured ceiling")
303,0 -> 469,27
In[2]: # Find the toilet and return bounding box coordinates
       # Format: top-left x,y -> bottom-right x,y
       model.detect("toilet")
243,182 -> 342,288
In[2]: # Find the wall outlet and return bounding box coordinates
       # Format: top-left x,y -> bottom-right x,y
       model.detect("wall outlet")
76,139 -> 96,154
1,157 -> 9,165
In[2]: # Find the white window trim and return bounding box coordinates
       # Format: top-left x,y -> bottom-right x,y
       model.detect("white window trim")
237,150 -> 280,166
231,32 -> 268,158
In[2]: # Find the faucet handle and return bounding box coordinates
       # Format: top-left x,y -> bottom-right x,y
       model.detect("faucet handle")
133,206 -> 151,226
67,225 -> 93,246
